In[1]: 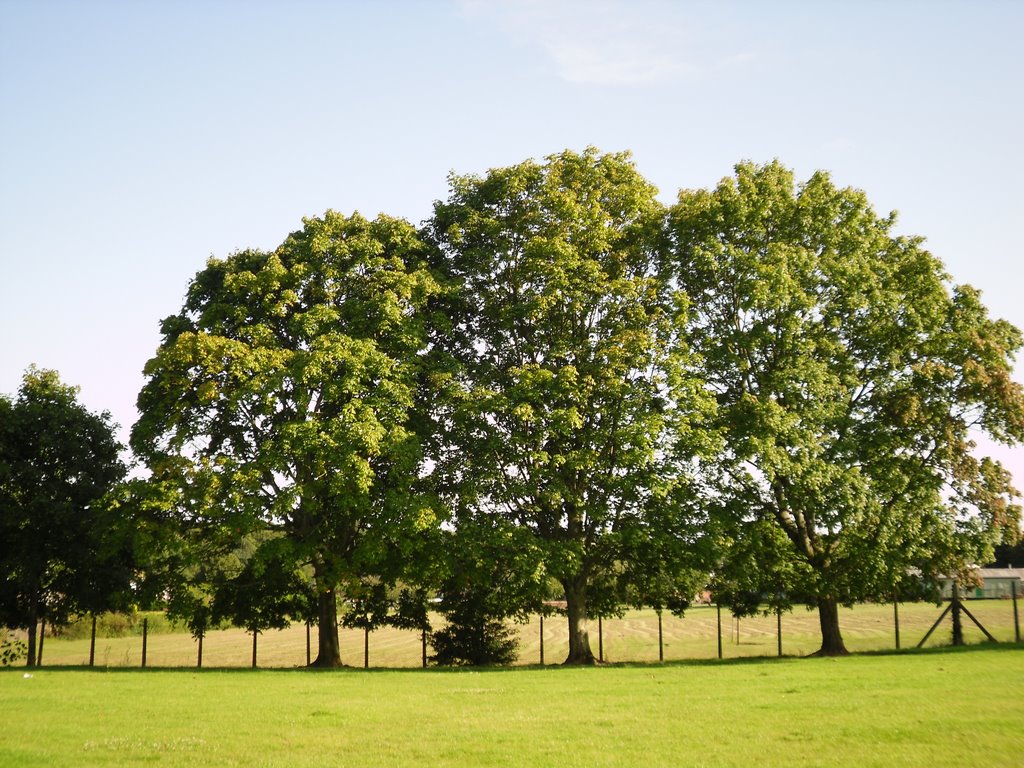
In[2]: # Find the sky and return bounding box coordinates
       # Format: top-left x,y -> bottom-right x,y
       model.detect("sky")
1,0 -> 1023,482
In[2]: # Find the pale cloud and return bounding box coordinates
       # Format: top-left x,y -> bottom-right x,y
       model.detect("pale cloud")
546,40 -> 690,84
460,0 -> 702,85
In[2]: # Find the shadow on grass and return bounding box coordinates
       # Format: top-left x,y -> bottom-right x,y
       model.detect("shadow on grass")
5,640 -> 1019,676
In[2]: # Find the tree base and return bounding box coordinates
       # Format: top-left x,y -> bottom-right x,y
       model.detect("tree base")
808,646 -> 850,657
815,597 -> 849,657
308,655 -> 345,669
562,651 -> 600,666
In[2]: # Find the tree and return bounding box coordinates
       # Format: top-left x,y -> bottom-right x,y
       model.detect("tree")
132,211 -> 440,667
989,537 -> 1024,568
211,535 -> 311,666
426,148 -> 713,664
341,579 -> 433,669
430,585 -> 520,666
707,518 -> 800,621
430,514 -> 547,666
618,500 -> 711,619
114,473 -> 236,651
667,161 -> 1024,654
0,367 -> 130,666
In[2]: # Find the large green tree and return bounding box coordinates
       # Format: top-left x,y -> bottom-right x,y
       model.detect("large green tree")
667,161 -> 1024,654
132,211 -> 439,667
426,148 -> 713,664
0,368 -> 130,666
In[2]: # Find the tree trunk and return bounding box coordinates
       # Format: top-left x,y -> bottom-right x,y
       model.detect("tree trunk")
89,614 -> 97,667
310,587 -> 343,668
562,579 -> 597,665
25,592 -> 39,668
814,596 -> 849,656
37,616 -> 45,666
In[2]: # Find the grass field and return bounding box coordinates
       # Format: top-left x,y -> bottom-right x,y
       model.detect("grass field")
1,646 -> 1022,767
24,600 -> 1023,669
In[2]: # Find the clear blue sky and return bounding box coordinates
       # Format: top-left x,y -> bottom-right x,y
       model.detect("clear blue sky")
2,1 -> 1022,482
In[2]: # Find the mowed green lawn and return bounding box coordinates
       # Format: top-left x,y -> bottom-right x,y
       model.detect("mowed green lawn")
28,601 -> 1024,669
1,646 -> 1022,767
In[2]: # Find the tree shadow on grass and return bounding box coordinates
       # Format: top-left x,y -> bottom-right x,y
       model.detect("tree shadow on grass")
6,640 -> 1018,676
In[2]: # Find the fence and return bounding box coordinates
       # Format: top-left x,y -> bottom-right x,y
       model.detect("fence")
17,590 -> 1021,669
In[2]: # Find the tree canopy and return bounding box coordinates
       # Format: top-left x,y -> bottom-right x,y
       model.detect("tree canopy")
667,161 -> 1024,654
132,210 -> 440,667
426,148 -> 715,663
94,149 -> 1024,666
0,367 -> 130,666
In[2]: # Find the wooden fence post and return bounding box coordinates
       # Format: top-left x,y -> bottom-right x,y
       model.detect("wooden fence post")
1013,580 -> 1020,643
951,582 -> 964,647
89,614 -> 97,667
776,608 -> 782,657
658,609 -> 664,662
716,604 -> 722,660
37,617 -> 45,666
251,629 -> 258,669
598,616 -> 603,662
539,614 -> 544,665
197,632 -> 203,669
421,628 -> 427,668
305,621 -> 311,667
364,627 -> 369,669
141,617 -> 148,668
894,600 -> 901,650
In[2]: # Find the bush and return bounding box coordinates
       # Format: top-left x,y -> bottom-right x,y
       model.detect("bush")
1,631 -> 27,666
430,588 -> 519,666
57,611 -> 183,640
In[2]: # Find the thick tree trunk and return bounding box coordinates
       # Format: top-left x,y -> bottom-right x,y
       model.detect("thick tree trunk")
310,587 -> 343,668
814,596 -> 849,656
562,579 -> 597,665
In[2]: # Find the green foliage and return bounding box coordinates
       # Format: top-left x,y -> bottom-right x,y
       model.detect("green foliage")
426,148 -> 715,662
0,367 -> 130,660
427,516 -> 547,666
57,611 -> 182,640
211,535 -> 312,634
668,161 -> 1024,651
989,536 -> 1024,567
341,582 -> 431,632
0,631 -> 27,666
66,149 -> 1023,666
132,211 -> 441,665
617,485 -> 716,616
430,589 -> 520,666
709,518 -> 807,618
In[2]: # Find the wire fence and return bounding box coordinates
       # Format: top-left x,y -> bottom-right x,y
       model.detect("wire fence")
15,594 -> 1022,669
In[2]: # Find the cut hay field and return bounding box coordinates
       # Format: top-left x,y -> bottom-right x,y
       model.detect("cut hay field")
1,646 -> 1022,767
27,600 -> 1023,669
